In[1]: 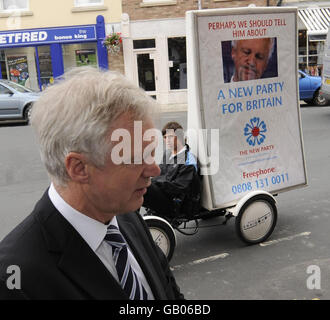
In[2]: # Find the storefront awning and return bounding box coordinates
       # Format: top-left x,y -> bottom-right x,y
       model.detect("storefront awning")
298,7 -> 330,36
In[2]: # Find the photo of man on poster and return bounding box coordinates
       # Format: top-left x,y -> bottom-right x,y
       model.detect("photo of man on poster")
222,37 -> 278,83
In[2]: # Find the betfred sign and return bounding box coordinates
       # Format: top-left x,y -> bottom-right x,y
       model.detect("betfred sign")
0,25 -> 96,47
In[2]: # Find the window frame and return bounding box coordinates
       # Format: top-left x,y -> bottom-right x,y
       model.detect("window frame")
0,84 -> 12,95
74,0 -> 104,7
167,36 -> 187,91
140,0 -> 177,7
0,0 -> 29,11
142,0 -> 171,2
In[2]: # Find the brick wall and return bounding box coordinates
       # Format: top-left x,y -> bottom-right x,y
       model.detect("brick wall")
123,0 -> 279,21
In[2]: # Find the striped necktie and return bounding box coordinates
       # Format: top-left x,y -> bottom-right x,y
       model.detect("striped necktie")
105,224 -> 148,300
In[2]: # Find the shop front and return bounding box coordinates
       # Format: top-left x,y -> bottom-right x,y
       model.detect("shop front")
0,15 -> 108,91
297,7 -> 330,76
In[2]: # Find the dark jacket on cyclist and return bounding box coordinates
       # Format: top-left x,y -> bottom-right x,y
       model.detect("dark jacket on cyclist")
143,144 -> 201,218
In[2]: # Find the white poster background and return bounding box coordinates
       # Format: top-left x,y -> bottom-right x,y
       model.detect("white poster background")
195,11 -> 306,207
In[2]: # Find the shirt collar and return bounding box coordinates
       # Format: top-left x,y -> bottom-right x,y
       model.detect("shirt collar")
48,183 -> 117,252
169,145 -> 186,160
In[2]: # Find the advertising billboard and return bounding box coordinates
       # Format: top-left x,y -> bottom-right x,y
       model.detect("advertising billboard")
186,8 -> 307,209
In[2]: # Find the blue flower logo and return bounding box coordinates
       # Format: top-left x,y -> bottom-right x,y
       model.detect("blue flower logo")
244,117 -> 267,146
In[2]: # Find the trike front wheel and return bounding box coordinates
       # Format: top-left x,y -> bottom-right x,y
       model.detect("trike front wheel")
144,216 -> 176,261
235,194 -> 277,244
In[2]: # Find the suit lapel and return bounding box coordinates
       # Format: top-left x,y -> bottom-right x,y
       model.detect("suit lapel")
118,217 -> 168,300
36,190 -> 168,300
36,191 -> 127,300
57,230 -> 127,300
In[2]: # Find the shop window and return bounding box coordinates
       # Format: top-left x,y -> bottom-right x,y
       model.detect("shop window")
74,0 -> 103,7
298,30 -> 307,56
36,46 -> 53,90
308,40 -> 325,76
62,43 -> 98,72
298,29 -> 325,76
168,37 -> 187,90
298,56 -> 308,73
0,0 -> 28,10
7,55 -> 29,86
4,47 -> 39,91
0,50 -> 7,79
136,53 -> 156,92
133,39 -> 155,49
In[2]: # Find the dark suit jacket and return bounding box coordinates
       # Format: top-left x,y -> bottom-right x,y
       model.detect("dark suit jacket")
0,190 -> 184,300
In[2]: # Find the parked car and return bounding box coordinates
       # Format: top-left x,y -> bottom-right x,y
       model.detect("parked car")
0,80 -> 40,124
299,70 -> 327,106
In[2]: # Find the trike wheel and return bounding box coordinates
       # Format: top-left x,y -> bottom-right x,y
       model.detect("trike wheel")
144,216 -> 176,261
235,194 -> 277,244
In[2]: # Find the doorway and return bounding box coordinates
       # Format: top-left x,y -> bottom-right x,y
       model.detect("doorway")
134,50 -> 158,99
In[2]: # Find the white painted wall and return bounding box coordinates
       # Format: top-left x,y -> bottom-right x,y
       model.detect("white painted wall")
122,17 -> 187,108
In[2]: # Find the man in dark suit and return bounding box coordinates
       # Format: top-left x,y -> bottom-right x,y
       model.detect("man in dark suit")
0,67 -> 184,300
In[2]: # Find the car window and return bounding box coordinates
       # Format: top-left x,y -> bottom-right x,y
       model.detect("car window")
0,84 -> 12,95
3,81 -> 32,93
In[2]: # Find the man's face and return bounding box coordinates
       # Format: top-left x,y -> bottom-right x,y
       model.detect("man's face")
231,39 -> 272,81
164,130 -> 178,152
84,113 -> 160,216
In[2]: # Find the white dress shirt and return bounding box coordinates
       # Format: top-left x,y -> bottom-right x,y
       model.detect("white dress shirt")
48,183 -> 154,300
169,145 -> 186,161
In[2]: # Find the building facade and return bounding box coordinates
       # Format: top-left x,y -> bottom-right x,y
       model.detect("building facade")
121,0 -> 330,111
282,1 -> 330,76
0,0 -> 122,91
2,0 -> 328,100
121,0 -> 278,111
